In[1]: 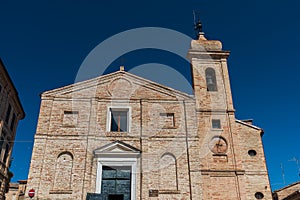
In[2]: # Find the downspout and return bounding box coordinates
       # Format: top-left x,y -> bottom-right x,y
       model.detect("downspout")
139,99 -> 143,200
183,100 -> 193,200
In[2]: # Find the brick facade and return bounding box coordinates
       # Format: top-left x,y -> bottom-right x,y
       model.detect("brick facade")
26,33 -> 272,199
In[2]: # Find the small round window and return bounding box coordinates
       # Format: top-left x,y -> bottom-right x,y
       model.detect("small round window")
255,192 -> 264,199
248,150 -> 257,157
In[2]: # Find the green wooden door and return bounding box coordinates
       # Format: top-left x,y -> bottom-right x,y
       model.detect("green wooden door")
101,166 -> 131,200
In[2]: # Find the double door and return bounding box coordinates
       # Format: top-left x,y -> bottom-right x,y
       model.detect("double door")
101,166 -> 131,200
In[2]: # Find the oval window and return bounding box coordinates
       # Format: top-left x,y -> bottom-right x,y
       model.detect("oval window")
255,192 -> 264,199
248,150 -> 257,157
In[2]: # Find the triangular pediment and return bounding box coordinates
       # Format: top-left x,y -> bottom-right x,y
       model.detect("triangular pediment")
94,141 -> 140,157
41,70 -> 194,100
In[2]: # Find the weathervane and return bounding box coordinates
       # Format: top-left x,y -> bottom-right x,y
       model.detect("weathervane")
193,10 -> 203,38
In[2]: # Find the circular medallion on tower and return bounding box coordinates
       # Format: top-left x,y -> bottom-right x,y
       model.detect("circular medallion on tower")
108,77 -> 133,98
208,136 -> 227,154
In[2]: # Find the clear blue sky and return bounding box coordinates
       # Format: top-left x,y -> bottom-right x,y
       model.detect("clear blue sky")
0,0 -> 299,191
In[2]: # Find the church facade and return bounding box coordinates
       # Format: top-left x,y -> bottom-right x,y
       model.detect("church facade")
26,33 -> 272,199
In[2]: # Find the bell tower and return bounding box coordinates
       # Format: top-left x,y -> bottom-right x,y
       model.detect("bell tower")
187,23 -> 243,199
187,21 -> 272,200
188,23 -> 234,113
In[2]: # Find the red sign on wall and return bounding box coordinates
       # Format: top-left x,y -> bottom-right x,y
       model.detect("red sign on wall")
28,188 -> 35,198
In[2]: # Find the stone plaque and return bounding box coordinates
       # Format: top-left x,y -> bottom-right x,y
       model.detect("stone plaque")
149,190 -> 159,197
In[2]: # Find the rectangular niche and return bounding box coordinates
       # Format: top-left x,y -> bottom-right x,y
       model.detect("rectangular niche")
160,113 -> 175,128
63,111 -> 79,127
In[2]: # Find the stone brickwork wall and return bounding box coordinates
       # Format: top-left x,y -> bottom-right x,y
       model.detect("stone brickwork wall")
26,34 -> 272,200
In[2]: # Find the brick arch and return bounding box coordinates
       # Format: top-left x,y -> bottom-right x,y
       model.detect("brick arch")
159,152 -> 178,191
160,152 -> 176,159
52,151 -> 74,191
57,151 -> 74,159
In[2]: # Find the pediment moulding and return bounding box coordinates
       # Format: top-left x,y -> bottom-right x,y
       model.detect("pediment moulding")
93,140 -> 141,158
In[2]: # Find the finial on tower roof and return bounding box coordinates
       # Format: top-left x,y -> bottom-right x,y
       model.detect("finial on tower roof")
194,19 -> 202,33
193,11 -> 204,38
120,66 -> 125,71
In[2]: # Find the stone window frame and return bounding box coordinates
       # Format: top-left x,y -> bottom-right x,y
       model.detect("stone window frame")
94,141 -> 140,200
95,157 -> 137,200
9,113 -> 16,131
3,143 -> 10,165
0,135 -> 4,163
5,104 -> 12,125
211,119 -> 221,129
106,106 -> 131,133
0,130 -> 11,165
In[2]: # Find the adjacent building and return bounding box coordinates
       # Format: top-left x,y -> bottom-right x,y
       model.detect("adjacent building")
6,180 -> 27,200
273,181 -> 300,200
26,31 -> 272,199
0,59 -> 25,200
